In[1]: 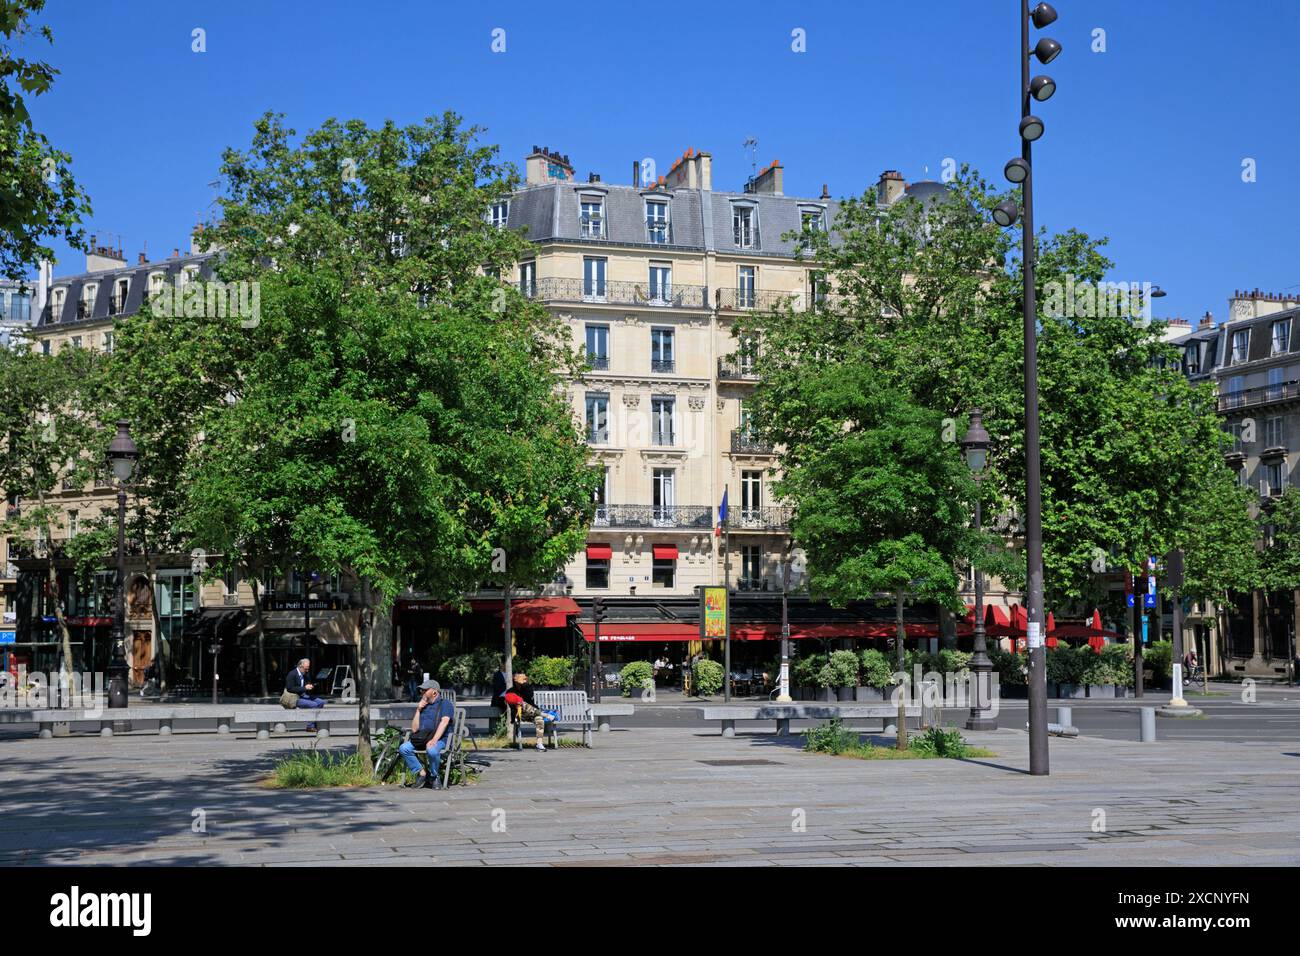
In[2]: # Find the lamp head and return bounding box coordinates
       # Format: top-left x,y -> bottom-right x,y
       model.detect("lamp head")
1029,74 -> 1056,102
1033,37 -> 1062,64
1020,115 -> 1045,142
992,200 -> 1019,227
1003,158 -> 1030,184
106,419 -> 138,483
959,408 -> 991,476
1030,3 -> 1058,29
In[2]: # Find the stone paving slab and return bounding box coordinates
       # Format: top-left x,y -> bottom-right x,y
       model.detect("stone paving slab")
0,725 -> 1296,866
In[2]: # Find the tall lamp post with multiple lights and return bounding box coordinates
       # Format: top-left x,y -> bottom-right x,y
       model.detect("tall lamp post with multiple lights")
990,1 -> 1061,775
105,420 -> 139,710
960,409 -> 997,730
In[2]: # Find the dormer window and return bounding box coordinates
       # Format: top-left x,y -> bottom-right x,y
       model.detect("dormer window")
732,204 -> 757,249
78,283 -> 97,319
1182,343 -> 1200,375
147,272 -> 165,303
646,200 -> 669,244
1232,328 -> 1250,364
50,287 -> 66,319
111,278 -> 129,315
181,265 -> 200,287
1272,318 -> 1291,355
580,197 -> 605,239
800,207 -> 825,233
491,201 -> 509,228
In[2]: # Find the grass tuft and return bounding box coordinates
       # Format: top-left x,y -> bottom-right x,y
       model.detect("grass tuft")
803,719 -> 995,760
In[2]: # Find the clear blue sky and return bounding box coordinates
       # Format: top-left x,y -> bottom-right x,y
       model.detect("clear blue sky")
22,0 -> 1300,325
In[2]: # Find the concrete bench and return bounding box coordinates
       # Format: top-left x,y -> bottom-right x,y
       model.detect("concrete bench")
235,706 -> 359,739
591,702 -> 635,732
0,705 -> 223,738
697,703 -> 923,737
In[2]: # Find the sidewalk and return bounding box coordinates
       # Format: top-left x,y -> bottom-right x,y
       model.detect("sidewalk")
0,719 -> 1295,866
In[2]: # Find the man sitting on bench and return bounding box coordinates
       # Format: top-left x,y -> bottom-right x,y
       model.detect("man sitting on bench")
400,679 -> 456,790
505,672 -> 557,751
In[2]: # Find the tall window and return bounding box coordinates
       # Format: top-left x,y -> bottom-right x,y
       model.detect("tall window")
592,466 -> 609,526
1225,375 -> 1245,409
518,260 -> 536,297
148,273 -> 165,300
1272,318 -> 1291,355
1264,416 -> 1284,448
652,468 -> 675,524
1267,367 -> 1284,400
583,257 -> 606,300
1264,460 -> 1286,496
732,205 -> 755,248
738,332 -> 758,372
79,283 -> 97,319
585,393 -> 609,444
741,545 -> 762,587
586,551 -> 610,589
646,200 -> 669,243
1182,343 -> 1199,375
111,278 -> 129,315
801,208 -> 824,233
491,201 -> 509,228
1232,329 -> 1250,364
651,328 -> 674,373
50,287 -> 65,319
585,323 -> 609,370
651,396 -> 675,445
738,266 -> 756,308
1226,422 -> 1246,453
580,198 -> 604,238
810,271 -> 827,310
648,263 -> 672,304
652,551 -> 676,588
67,510 -> 78,538
739,400 -> 756,437
102,331 -> 114,353
741,470 -> 762,520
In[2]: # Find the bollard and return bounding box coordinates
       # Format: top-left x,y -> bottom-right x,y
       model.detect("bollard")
1056,706 -> 1072,727
1140,706 -> 1156,742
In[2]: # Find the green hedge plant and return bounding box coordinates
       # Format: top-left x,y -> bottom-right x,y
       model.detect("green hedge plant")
693,658 -> 724,696
827,650 -> 860,688
859,649 -> 896,689
619,660 -> 654,697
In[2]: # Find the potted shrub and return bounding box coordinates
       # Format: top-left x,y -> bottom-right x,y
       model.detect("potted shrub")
792,655 -> 824,701
1144,639 -> 1173,690
437,654 -> 474,695
692,658 -> 724,697
619,660 -> 654,698
1079,647 -> 1114,698
856,649 -> 894,701
990,647 -> 1028,698
827,650 -> 859,701
1100,645 -> 1133,697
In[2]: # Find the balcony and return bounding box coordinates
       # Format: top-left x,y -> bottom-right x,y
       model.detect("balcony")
587,356 -> 609,372
718,356 -> 759,382
1219,381 -> 1300,412
731,429 -> 774,455
591,504 -> 713,530
651,359 -> 675,374
715,288 -> 802,312
726,505 -> 792,532
533,277 -> 706,309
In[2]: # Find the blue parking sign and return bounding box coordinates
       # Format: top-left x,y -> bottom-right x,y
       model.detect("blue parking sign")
1143,594 -> 1156,609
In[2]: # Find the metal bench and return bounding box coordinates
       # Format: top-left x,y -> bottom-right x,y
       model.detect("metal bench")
533,690 -> 594,747
696,703 -> 926,737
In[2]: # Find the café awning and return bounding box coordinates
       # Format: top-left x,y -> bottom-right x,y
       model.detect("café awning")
239,609 -> 361,647
510,597 -> 580,629
579,621 -> 697,642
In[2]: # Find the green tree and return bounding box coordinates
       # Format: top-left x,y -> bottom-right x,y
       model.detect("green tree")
0,0 -> 92,279
179,113 -> 598,760
1260,489 -> 1300,673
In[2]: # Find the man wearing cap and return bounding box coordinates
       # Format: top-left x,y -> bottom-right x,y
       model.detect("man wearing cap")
399,679 -> 456,789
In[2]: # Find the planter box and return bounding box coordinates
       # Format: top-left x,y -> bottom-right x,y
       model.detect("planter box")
836,687 -> 855,701
855,686 -> 887,702
1113,686 -> 1132,698
820,687 -> 837,703
1086,684 -> 1114,699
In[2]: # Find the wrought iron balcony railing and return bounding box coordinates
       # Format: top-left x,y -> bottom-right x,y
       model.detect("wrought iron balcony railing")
1218,380 -> 1300,413
591,504 -> 713,530
731,429 -> 774,454
532,277 -> 707,309
651,359 -> 675,373
725,505 -> 792,531
718,356 -> 760,381
715,287 -> 802,312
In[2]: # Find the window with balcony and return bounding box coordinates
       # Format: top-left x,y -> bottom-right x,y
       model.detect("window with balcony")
518,260 -> 536,297
580,198 -> 605,239
78,283 -> 96,319
1264,461 -> 1286,496
733,205 -> 756,248
592,467 -> 609,526
646,200 -> 669,243
147,272 -> 165,301
1272,318 -> 1291,355
1264,416 -> 1284,448
651,397 -> 675,445
651,328 -> 674,373
110,278 -> 129,315
585,393 -> 609,444
1226,422 -> 1246,453
585,323 -> 609,370
741,470 -> 762,521
1232,329 -> 1250,364
1267,367 -> 1285,400
50,287 -> 66,319
652,468 -> 675,524
738,266 -> 756,309
801,208 -> 825,233
1183,343 -> 1199,375
648,263 -> 672,304
583,257 -> 606,300
491,201 -> 509,228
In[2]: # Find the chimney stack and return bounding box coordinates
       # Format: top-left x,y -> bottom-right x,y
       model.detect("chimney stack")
877,170 -> 906,205
820,183 -> 830,199
1198,311 -> 1214,330
85,233 -> 127,273
664,148 -> 711,191
632,160 -> 640,188
525,146 -> 574,186
749,160 -> 784,196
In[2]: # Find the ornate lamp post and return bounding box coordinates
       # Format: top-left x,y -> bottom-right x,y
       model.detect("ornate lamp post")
105,420 -> 138,710
960,409 -> 996,730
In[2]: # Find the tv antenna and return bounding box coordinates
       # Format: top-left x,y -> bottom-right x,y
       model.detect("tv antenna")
742,137 -> 758,179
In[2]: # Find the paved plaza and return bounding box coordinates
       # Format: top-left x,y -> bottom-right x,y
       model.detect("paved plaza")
1,712 -> 1297,866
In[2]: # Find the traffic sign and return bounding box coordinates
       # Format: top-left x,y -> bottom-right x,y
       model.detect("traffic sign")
0,631 -> 15,644
1126,594 -> 1135,608
1143,594 -> 1156,609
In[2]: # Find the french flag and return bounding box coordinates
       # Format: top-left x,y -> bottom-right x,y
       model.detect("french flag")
715,488 -> 728,537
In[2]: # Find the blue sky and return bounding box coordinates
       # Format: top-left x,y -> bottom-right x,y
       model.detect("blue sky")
22,0 -> 1300,325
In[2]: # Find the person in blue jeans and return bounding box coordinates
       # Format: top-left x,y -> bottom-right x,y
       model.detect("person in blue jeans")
286,658 -> 326,732
400,679 -> 456,790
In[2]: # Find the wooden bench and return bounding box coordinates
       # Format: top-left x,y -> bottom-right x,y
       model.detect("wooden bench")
697,703 -> 925,737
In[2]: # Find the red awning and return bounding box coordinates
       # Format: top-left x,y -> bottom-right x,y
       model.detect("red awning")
730,622 -> 938,641
586,544 -> 613,560
986,605 -> 1011,628
652,544 -> 679,560
579,621 -> 697,642
510,597 -> 580,629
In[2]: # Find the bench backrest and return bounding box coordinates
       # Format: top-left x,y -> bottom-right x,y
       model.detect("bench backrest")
535,690 -> 591,725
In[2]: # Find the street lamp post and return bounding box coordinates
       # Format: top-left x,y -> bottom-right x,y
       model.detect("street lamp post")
105,420 -> 138,710
960,409 -> 997,730
777,544 -> 792,702
999,0 -> 1061,776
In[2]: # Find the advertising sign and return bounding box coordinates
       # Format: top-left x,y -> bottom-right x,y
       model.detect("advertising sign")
702,587 -> 727,639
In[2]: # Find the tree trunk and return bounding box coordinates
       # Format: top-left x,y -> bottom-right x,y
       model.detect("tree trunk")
31,486 -> 75,681
895,591 -> 908,751
357,578 -> 372,765
249,568 -> 268,698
